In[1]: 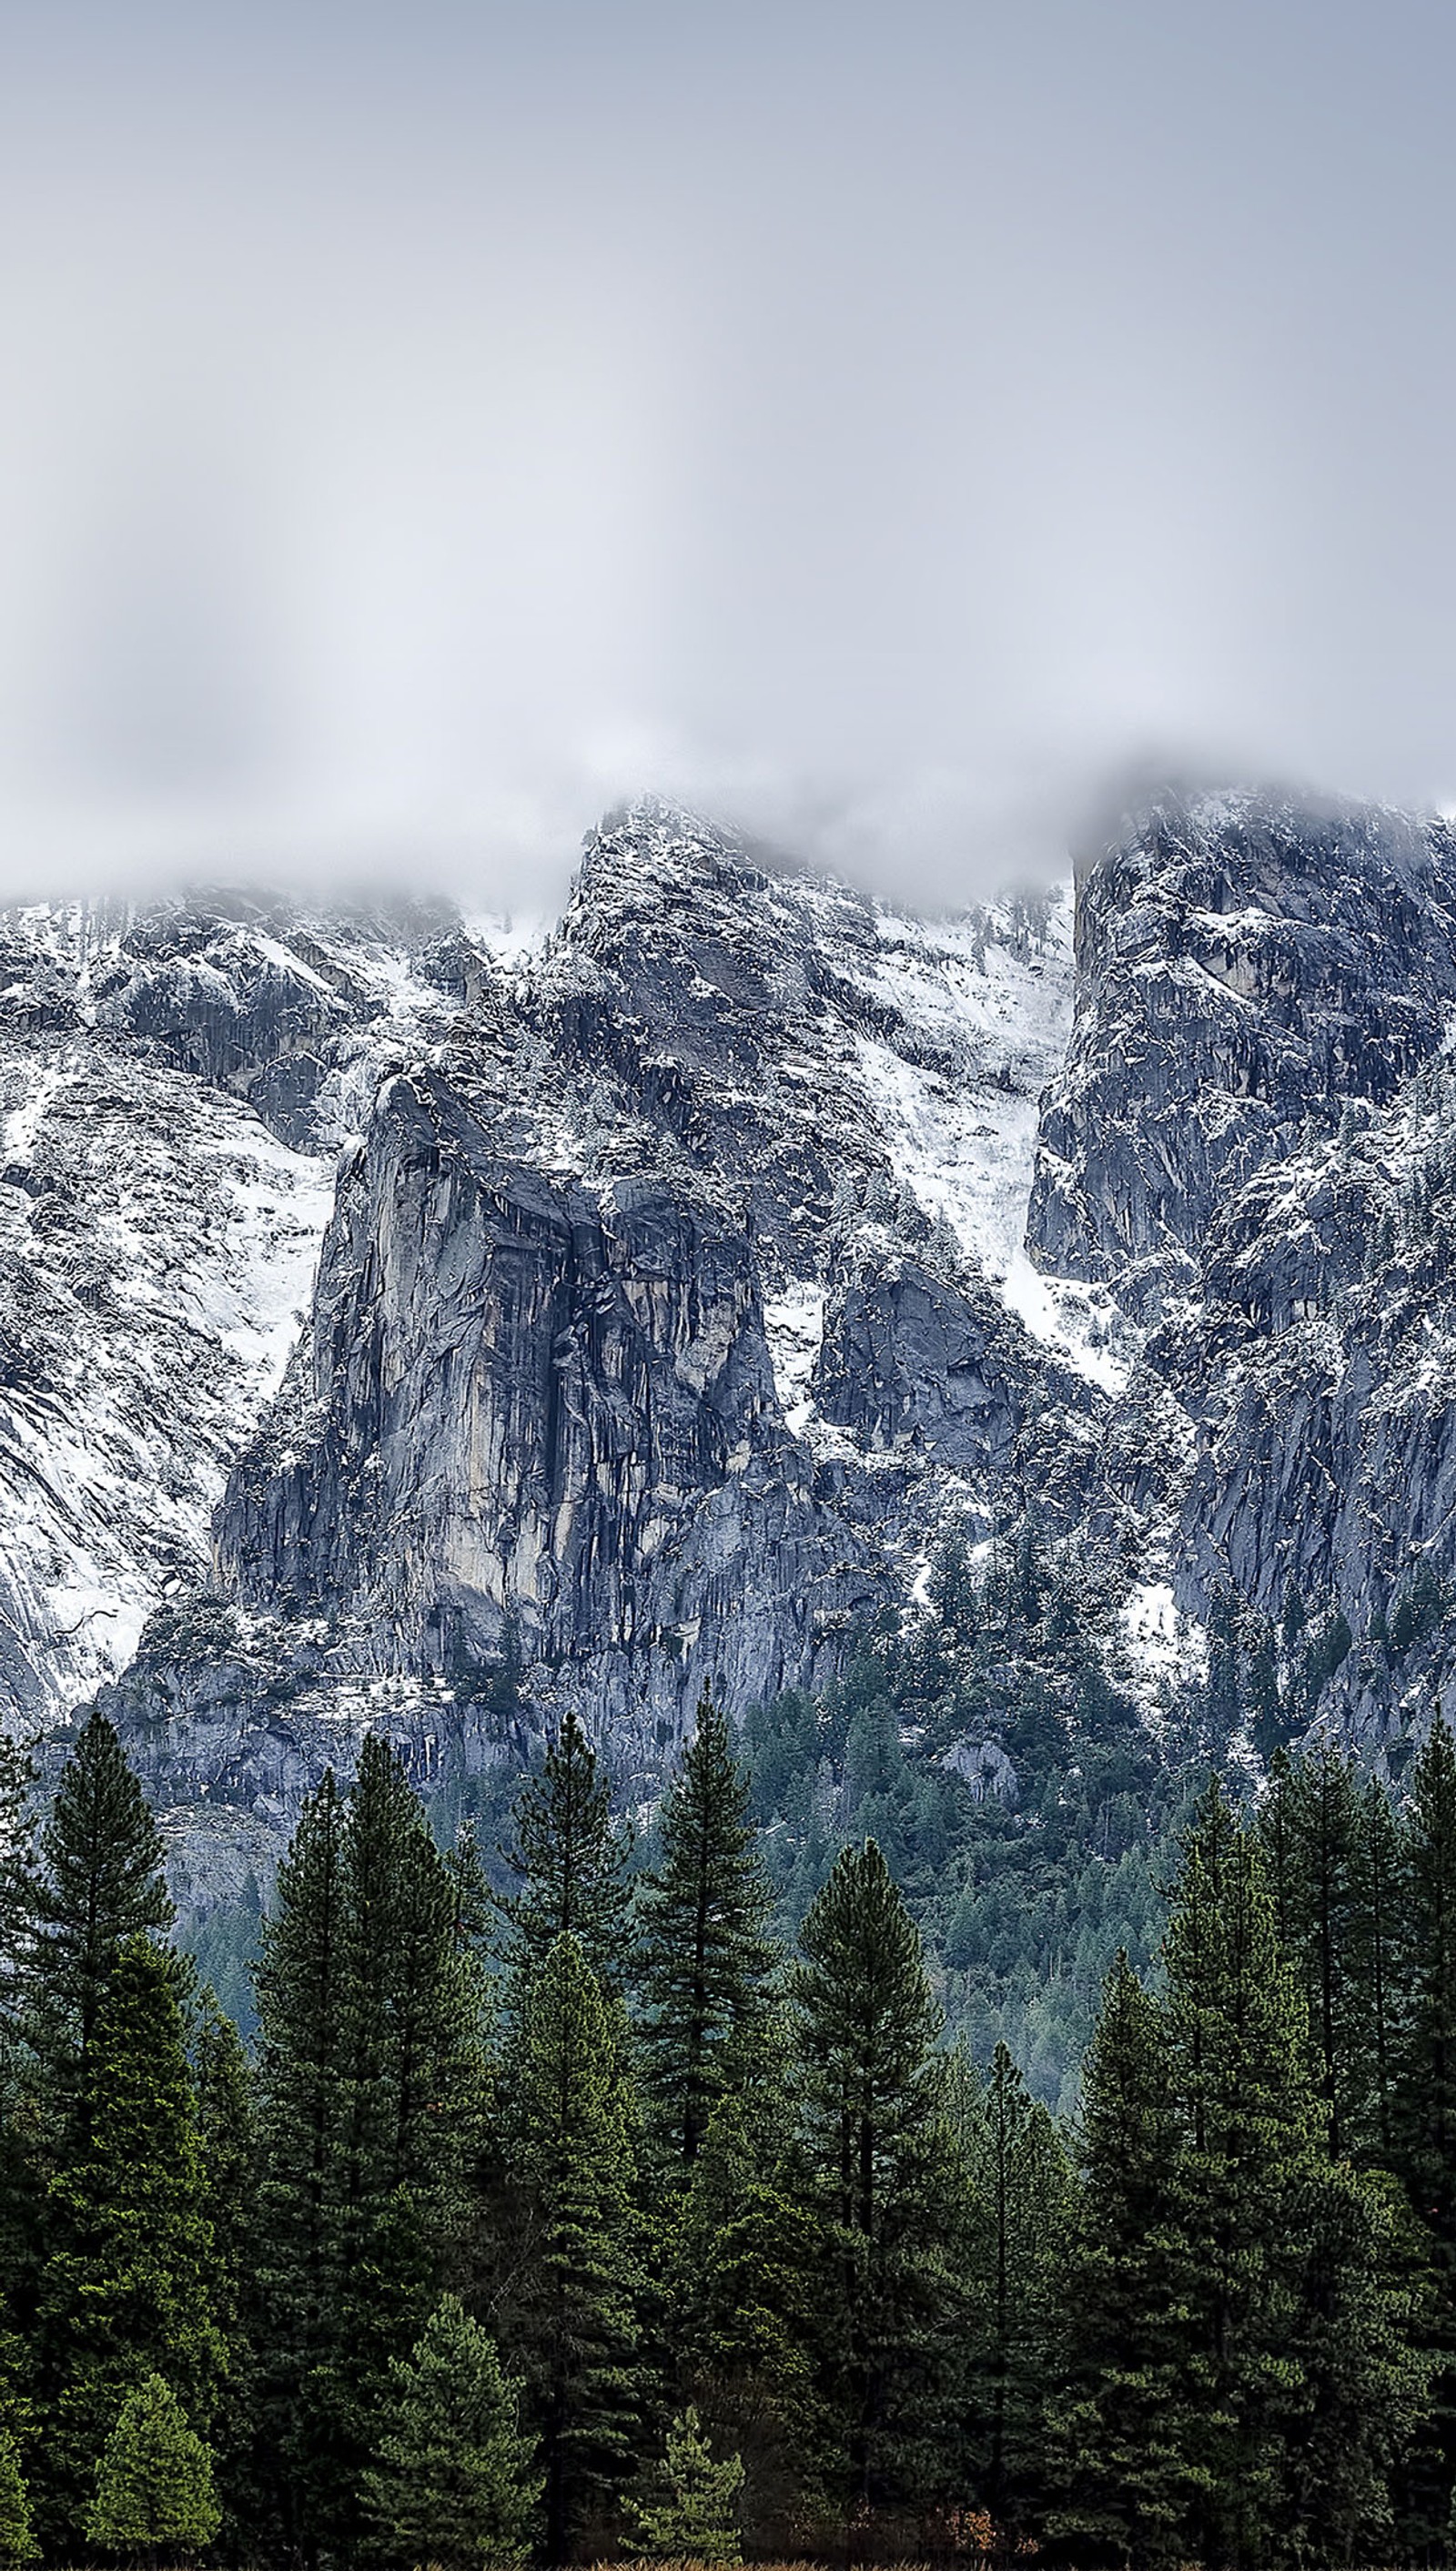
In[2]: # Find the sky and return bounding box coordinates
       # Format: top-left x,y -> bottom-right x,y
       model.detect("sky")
1,0 -> 1454,911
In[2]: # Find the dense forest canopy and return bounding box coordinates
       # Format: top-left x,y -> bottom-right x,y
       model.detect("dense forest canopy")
4,1662 -> 1456,2567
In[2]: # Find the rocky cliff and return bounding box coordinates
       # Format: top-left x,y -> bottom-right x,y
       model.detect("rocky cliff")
12,784 -> 1456,1918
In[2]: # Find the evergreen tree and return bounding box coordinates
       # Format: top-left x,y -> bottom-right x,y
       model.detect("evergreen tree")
1266,1742 -> 1370,2158
665,2045 -> 823,2547
28,1708 -> 171,2135
500,1934 -> 642,2563
359,2296 -> 539,2571
35,1938 -> 222,2546
1163,1779 -> 1424,2566
1159,1789 -> 1318,2567
1393,1707 -> 1456,2535
500,1711 -> 633,1999
187,1988 -> 258,2546
85,2374 -> 220,2556
252,1770 -> 348,2556
790,1839 -> 962,2523
627,2405 -> 744,2565
964,2042 -> 1069,2529
1047,1953 -> 1193,2568
637,1694 -> 778,2165
1278,2159 -> 1431,2565
0,1739 -> 35,2044
0,2433 -> 36,2566
254,1747 -> 488,2561
1362,1771 -> 1405,2166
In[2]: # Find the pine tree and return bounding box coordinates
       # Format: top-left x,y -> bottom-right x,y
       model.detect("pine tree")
1046,1952 -> 1196,2569
252,1769 -> 348,2555
964,2041 -> 1069,2528
1392,1707 -> 1456,2536
500,1711 -> 633,1999
35,1937 -> 223,2546
790,1838 -> 962,2523
1277,2158 -> 1431,2565
500,1933 -> 642,2564
27,1708 -> 171,2136
627,2405 -> 744,2565
637,1694 -> 778,2165
1162,1778 -> 1426,2566
359,2295 -> 539,2571
1264,1742 -> 1370,2158
0,1738 -> 36,2045
339,1736 -> 483,2215
665,2043 -> 824,2547
254,1747 -> 489,2560
1159,1789 -> 1317,2567
0,2432 -> 36,2566
188,1987 -> 258,2546
85,2374 -> 220,2556
1362,1772 -> 1405,2165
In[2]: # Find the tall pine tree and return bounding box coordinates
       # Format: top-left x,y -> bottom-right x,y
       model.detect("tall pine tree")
499,1933 -> 642,2565
34,1938 -> 223,2547
790,1839 -> 963,2525
253,1747 -> 489,2561
1046,1952 -> 1194,2567
27,1708 -> 171,2139
963,2041 -> 1068,2530
637,1695 -> 777,2166
500,1711 -> 633,2000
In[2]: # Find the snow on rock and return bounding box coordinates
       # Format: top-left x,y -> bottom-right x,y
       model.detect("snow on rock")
761,1282 -> 826,1436
0,1027 -> 336,1729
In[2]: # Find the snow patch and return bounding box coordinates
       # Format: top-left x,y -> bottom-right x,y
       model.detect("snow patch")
762,1281 -> 825,1435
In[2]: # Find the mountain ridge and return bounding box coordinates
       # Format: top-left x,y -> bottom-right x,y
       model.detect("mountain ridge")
6,784 -> 1456,1921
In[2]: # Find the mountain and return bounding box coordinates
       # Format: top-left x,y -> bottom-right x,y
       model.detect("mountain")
6,785 -> 1456,1921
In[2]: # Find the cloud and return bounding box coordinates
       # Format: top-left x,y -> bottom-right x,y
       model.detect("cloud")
1,0 -> 1454,911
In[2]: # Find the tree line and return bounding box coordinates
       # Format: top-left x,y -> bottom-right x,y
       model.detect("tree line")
6,1696 -> 1456,2567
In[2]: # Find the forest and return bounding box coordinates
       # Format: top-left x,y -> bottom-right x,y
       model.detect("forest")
4,1655 -> 1456,2571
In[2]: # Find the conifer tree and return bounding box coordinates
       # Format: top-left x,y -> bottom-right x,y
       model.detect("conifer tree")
1392,1707 -> 1456,2533
254,1747 -> 488,2560
35,1938 -> 222,2545
500,1711 -> 633,1998
665,2046 -> 823,2545
627,2405 -> 744,2565
1264,1742 -> 1370,2158
359,2295 -> 540,2571
337,1736 -> 483,2219
789,1838 -> 962,2521
1163,1778 -> 1424,2566
1159,1789 -> 1318,2567
188,1989 -> 258,2544
28,1708 -> 171,2134
964,2042 -> 1069,2527
85,2374 -> 220,2556
0,2432 -> 36,2566
0,1738 -> 36,2043
1362,1772 -> 1405,2165
637,1694 -> 778,2164
1046,1952 -> 1196,2568
500,1933 -> 642,2564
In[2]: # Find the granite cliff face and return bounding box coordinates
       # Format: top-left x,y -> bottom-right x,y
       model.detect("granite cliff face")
1028,790 -> 1456,1311
1028,785 -> 1456,1752
12,784 -> 1456,1918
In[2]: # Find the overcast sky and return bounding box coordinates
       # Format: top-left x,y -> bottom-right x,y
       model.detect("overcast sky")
1,0 -> 1453,908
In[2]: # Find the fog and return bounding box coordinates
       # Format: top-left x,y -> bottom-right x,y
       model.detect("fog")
2,0 -> 1454,911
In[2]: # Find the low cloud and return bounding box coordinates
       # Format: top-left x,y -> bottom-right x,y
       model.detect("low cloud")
1,0 -> 1453,914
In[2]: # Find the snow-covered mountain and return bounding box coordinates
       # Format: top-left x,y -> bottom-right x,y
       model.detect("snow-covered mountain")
7,785 -> 1456,1917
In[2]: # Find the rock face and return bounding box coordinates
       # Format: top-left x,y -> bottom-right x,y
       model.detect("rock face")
217,1067 -> 882,1753
1026,784 -> 1456,1752
20,781 -> 1456,1918
1028,788 -> 1456,1311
